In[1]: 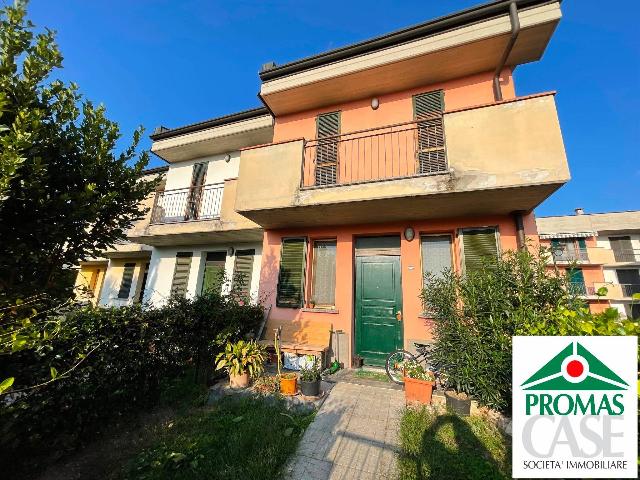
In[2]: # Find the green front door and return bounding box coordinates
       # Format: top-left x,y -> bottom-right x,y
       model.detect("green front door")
355,255 -> 403,366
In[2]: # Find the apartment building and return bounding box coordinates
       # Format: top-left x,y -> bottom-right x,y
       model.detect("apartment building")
235,0 -> 568,365
76,109 -> 273,307
537,209 -> 640,319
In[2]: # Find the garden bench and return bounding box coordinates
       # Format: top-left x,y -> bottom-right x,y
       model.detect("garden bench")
259,317 -> 332,367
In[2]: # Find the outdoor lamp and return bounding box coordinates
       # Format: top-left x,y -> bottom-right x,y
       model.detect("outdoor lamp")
371,97 -> 379,110
404,227 -> 415,242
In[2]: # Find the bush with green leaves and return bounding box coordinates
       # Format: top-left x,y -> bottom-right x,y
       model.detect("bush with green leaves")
421,247 -> 638,412
0,291 -> 263,476
215,340 -> 266,378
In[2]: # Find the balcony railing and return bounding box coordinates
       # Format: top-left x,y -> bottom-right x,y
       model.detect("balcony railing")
551,246 -> 589,263
612,249 -> 640,263
301,118 -> 447,188
150,183 -> 224,224
621,284 -> 640,297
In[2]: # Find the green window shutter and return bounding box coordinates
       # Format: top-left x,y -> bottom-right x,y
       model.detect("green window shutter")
461,228 -> 499,273
315,112 -> 340,186
577,238 -> 587,249
567,268 -> 586,295
413,90 -> 446,174
233,249 -> 255,298
171,252 -> 193,297
117,263 -> 136,299
276,238 -> 307,308
201,251 -> 226,294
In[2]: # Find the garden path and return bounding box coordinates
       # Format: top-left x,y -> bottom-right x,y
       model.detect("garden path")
284,380 -> 404,480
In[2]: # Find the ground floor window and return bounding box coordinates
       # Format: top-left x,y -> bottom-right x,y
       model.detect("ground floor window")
311,239 -> 336,307
459,227 -> 499,273
171,252 -> 193,297
117,263 -> 136,299
233,249 -> 255,298
276,238 -> 307,308
421,234 -> 452,282
201,251 -> 226,294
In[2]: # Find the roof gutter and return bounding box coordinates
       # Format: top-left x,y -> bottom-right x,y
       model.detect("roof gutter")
493,0 -> 520,101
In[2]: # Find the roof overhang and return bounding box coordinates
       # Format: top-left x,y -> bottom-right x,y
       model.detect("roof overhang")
151,114 -> 274,163
260,1 -> 561,116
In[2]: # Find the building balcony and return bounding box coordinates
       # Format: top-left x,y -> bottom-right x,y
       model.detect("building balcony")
236,93 -> 570,228
549,246 -> 614,265
589,282 -> 640,300
128,178 -> 262,246
610,249 -> 640,264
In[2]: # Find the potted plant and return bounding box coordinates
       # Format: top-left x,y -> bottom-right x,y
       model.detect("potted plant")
274,327 -> 297,395
403,360 -> 436,404
445,389 -> 472,415
299,356 -> 322,397
215,340 -> 266,389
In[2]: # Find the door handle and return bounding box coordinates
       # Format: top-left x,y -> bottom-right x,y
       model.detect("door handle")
396,311 -> 402,322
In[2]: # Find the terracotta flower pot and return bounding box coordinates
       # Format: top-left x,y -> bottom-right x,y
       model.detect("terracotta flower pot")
404,377 -> 435,404
280,375 -> 297,395
229,372 -> 249,389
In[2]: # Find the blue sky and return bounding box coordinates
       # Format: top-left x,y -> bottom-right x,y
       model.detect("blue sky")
28,0 -> 639,217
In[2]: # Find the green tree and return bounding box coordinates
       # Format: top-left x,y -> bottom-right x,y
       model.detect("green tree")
0,1 -> 156,300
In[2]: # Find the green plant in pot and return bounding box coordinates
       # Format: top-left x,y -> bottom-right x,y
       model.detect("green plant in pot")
299,356 -> 322,397
215,340 -> 266,389
403,360 -> 436,405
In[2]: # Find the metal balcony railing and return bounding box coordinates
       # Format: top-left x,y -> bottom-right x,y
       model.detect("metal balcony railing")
568,282 -> 592,296
621,284 -> 640,297
611,249 -> 640,263
301,118 -> 448,188
150,183 -> 224,224
551,246 -> 589,263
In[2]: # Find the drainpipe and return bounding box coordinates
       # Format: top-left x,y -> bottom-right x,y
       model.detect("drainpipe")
513,211 -> 526,251
493,0 -> 520,102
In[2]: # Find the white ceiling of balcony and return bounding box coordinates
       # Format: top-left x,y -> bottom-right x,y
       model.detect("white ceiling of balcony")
260,2 -> 561,116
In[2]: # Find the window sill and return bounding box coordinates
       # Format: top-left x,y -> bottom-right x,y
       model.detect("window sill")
302,308 -> 339,314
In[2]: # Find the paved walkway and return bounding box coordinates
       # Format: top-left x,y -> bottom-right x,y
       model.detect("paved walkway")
284,380 -> 404,480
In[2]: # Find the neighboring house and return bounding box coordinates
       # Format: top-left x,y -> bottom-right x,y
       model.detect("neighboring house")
235,0 -> 569,366
537,209 -> 640,319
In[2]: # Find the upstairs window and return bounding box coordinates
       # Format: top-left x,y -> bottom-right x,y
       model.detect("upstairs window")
460,228 -> 499,273
311,240 -> 337,307
171,252 -> 193,297
276,238 -> 307,308
315,112 -> 341,186
413,90 -> 446,174
117,263 -> 136,299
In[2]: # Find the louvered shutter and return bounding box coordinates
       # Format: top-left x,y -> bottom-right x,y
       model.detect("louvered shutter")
315,112 -> 340,186
413,90 -> 447,174
171,252 -> 193,297
567,268 -> 586,295
276,238 -> 307,307
610,236 -> 633,262
461,228 -> 499,273
233,249 -> 255,298
117,263 -> 136,299
201,251 -> 226,294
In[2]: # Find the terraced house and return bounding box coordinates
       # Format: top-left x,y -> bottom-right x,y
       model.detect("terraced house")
537,209 -> 640,319
76,0 -> 571,366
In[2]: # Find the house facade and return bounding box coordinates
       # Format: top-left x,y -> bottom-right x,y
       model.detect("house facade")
75,0 -> 575,367
537,209 -> 640,319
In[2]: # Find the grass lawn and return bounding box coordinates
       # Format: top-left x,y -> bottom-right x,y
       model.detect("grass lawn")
398,407 -> 511,480
124,396 -> 314,480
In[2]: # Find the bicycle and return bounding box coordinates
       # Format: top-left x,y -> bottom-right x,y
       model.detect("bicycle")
385,342 -> 439,384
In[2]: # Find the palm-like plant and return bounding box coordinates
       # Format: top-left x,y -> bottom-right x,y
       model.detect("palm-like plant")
215,340 -> 266,378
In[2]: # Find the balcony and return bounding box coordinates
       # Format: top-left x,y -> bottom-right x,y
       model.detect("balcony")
236,93 -> 570,228
151,183 -> 224,224
587,282 -> 640,300
551,246 -> 589,263
611,249 -> 640,264
128,178 -> 263,246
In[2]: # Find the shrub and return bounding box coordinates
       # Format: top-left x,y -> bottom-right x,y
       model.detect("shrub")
215,340 -> 266,378
0,291 -> 263,475
421,247 -> 638,412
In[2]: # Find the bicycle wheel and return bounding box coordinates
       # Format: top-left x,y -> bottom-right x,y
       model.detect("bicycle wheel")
385,349 -> 417,384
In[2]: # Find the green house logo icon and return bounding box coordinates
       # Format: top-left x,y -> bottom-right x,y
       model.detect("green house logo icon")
521,341 -> 628,390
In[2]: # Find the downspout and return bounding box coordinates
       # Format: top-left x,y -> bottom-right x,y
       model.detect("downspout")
513,211 -> 526,251
493,0 -> 520,101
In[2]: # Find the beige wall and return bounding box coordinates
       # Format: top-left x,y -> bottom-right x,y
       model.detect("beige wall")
74,264 -> 107,306
236,94 -> 570,225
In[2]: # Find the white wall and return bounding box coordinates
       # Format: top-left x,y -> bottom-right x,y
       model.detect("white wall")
164,151 -> 240,191
99,259 -> 146,307
143,242 -> 263,306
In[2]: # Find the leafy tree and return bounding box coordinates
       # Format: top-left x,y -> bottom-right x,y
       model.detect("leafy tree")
0,1 -> 157,300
